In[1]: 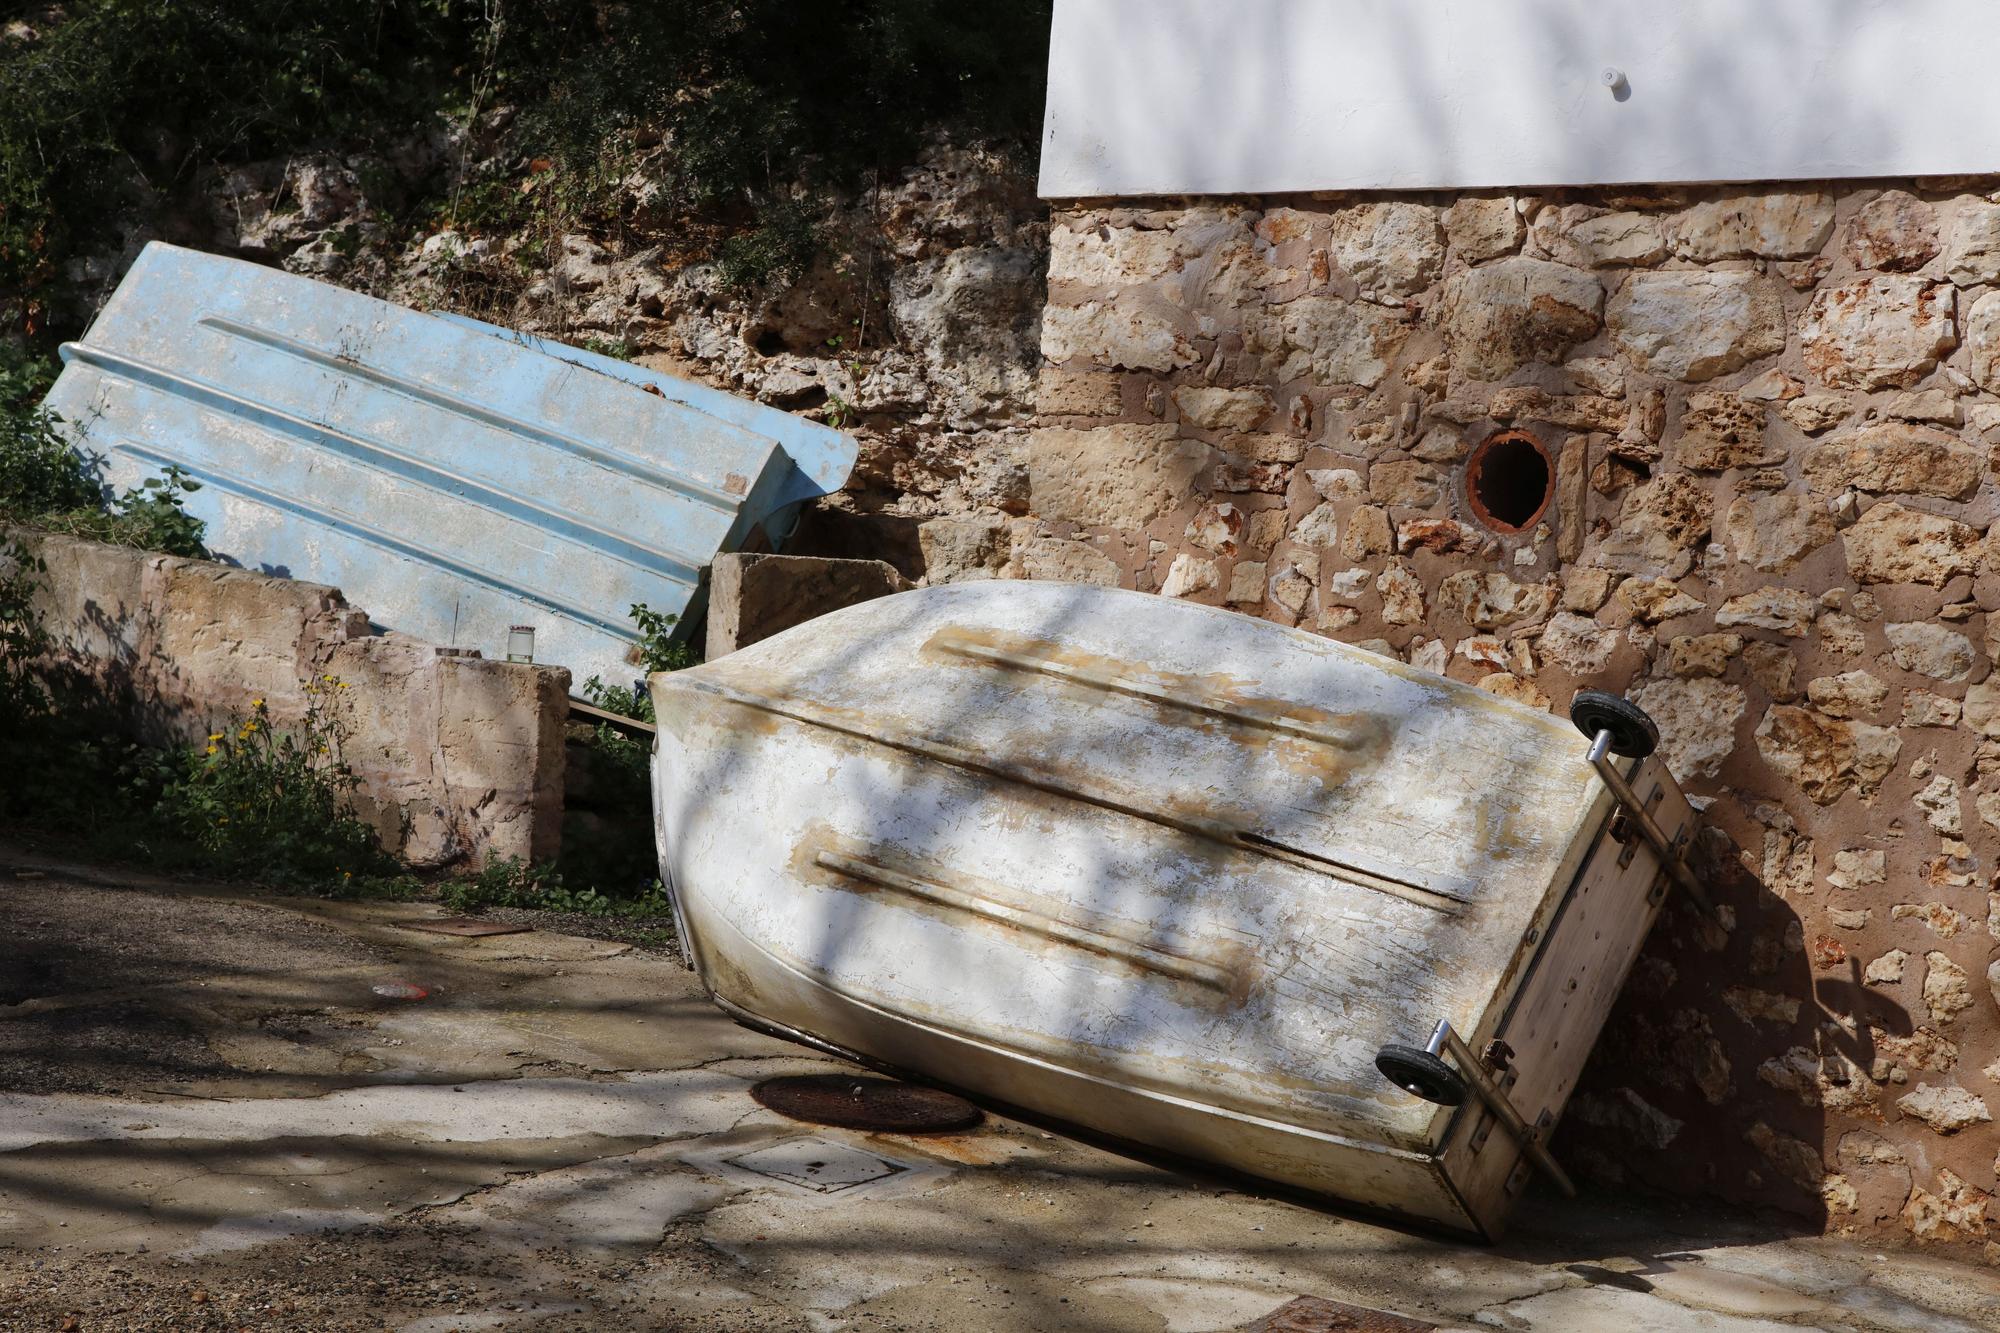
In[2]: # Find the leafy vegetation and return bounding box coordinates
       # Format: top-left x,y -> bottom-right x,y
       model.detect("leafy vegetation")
0,548 -> 670,919
0,1 -> 1053,326
561,601 -> 697,901
0,563 -> 394,886
150,681 -> 396,888
0,537 -> 52,731
0,0 -> 494,308
580,601 -> 697,724
440,855 -> 670,917
0,344 -> 209,555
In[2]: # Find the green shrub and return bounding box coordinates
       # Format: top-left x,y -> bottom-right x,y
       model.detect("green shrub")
0,0 -> 496,296
0,537 -> 52,729
717,197 -> 824,290
0,406 -> 100,516
563,601 -> 698,897
0,344 -> 209,557
151,678 -> 396,888
30,464 -> 210,558
581,335 -> 636,362
0,3 -> 1053,324
0,556 -> 378,884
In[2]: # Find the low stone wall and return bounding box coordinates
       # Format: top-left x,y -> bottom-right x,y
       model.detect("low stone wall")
999,184 -> 2000,1248
12,530 -> 569,868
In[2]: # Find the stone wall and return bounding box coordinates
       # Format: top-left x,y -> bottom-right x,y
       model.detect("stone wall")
992,184 -> 2000,1250
13,531 -> 569,869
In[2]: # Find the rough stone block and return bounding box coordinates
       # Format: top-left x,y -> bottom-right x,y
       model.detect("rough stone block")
1029,424 -> 1211,529
706,552 -> 912,657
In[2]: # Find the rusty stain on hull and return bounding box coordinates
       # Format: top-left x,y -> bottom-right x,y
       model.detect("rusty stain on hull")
811,846 -> 1243,992
927,626 -> 1390,756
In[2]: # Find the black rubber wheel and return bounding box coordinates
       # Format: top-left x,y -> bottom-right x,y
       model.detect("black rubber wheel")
1570,690 -> 1660,759
1375,1044 -> 1467,1106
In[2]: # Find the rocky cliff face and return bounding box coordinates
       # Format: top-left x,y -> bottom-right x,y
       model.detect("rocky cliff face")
93,131 -> 1049,568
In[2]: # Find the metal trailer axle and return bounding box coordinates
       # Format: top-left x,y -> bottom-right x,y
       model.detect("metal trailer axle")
1424,1020 -> 1576,1198
1584,729 -> 1718,921
1374,1021 -> 1577,1198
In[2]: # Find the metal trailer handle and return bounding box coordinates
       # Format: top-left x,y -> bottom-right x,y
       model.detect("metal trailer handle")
1374,1021 -> 1577,1197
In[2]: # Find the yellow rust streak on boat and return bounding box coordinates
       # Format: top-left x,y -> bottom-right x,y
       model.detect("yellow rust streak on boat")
812,848 -> 1240,992
670,674 -> 1469,918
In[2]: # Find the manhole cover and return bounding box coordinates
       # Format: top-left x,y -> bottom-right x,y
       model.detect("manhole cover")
750,1074 -> 982,1133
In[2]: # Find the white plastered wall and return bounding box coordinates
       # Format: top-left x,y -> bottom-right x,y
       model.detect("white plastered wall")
1040,0 -> 2000,198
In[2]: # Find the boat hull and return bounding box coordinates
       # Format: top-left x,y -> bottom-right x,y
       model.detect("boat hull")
650,582 -> 1693,1237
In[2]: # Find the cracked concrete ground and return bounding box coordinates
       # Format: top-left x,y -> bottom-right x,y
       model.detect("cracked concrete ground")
2,851 -> 1998,1332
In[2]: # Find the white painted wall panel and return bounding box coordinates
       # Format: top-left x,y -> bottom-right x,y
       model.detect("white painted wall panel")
1040,0 -> 2000,198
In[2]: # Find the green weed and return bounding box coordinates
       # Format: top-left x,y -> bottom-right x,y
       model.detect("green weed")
440,856 -> 670,918
150,678 -> 397,889
563,601 -> 698,898
0,346 -> 208,557
0,407 -> 101,517
0,538 -> 52,730
582,335 -> 636,362
30,465 -> 210,559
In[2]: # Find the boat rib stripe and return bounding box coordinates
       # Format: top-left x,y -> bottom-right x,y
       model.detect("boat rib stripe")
676,676 -> 1469,916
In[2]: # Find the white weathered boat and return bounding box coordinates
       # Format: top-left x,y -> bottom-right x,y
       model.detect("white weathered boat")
649,582 -> 1701,1238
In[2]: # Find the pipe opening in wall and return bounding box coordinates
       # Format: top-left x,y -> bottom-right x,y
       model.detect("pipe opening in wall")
1465,431 -> 1554,534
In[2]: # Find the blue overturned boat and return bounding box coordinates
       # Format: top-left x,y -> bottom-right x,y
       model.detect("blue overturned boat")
42,242 -> 856,688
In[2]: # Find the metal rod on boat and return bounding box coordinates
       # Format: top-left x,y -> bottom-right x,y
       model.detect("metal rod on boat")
1586,731 -> 1720,921
1427,1021 -> 1577,1199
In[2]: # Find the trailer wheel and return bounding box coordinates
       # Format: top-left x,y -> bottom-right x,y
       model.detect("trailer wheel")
1374,1044 -> 1467,1106
1570,690 -> 1659,759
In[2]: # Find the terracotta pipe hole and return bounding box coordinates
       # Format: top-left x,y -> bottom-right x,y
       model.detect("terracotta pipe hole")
1465,431 -> 1554,534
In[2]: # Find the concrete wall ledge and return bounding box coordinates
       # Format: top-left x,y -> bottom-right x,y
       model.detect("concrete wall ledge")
6,528 -> 569,868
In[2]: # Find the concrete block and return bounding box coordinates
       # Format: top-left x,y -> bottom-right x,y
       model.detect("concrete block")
707,553 -> 911,656
436,654 -> 571,864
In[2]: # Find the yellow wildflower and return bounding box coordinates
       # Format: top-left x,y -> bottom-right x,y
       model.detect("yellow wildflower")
205,744 -> 218,756
207,732 -> 223,742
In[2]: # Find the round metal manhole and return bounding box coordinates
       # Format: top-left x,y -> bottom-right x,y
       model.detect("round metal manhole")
750,1074 -> 983,1133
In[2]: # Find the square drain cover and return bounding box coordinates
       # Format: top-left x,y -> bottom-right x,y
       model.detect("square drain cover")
1243,1296 -> 1435,1332
724,1137 -> 907,1194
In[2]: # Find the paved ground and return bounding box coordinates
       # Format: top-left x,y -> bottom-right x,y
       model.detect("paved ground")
2,851 -> 1998,1332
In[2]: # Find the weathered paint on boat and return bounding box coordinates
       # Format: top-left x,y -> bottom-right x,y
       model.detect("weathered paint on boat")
649,582 -> 1696,1237
434,312 -> 853,549
43,242 -> 856,689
